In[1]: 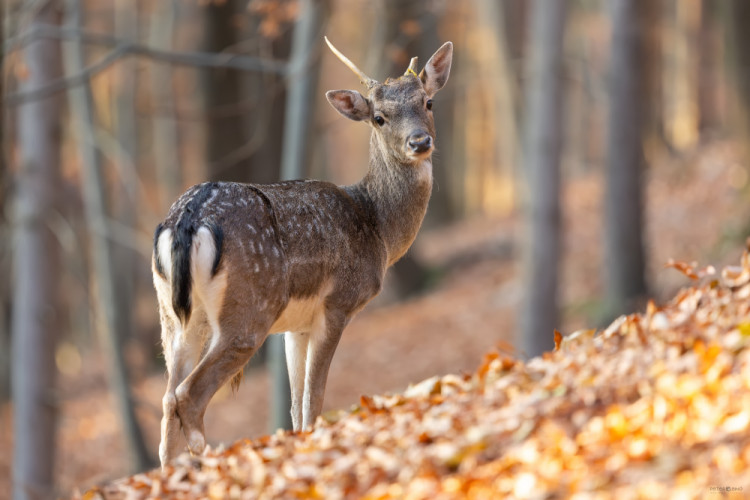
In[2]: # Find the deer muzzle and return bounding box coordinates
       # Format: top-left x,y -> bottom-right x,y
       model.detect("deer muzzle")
406,132 -> 433,156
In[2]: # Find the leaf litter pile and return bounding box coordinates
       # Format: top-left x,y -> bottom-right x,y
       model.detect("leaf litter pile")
83,254 -> 750,499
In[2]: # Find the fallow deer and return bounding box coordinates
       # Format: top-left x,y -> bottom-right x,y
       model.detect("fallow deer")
152,37 -> 453,467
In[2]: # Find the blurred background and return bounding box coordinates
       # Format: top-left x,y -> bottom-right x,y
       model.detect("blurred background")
3,0 -> 750,497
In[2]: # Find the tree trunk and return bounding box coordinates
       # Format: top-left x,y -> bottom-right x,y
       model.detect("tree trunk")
520,0 -> 567,359
377,0 -> 449,297
380,0 -> 456,225
269,0 -> 329,433
11,3 -> 62,498
150,0 -> 182,207
113,0 -> 139,361
724,0 -> 750,161
64,0 -> 153,471
0,0 -> 8,405
204,0 -> 247,182
662,0 -> 701,151
603,0 -> 648,320
236,9 -> 292,184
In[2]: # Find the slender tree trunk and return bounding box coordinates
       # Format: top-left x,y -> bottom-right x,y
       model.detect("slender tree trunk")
113,0 -> 138,359
377,0 -> 448,296
0,0 -> 8,405
380,0 -> 456,224
663,0 -> 701,151
520,0 -> 567,358
476,0 -> 520,214
63,0 -> 153,471
11,3 -> 62,498
204,0 -> 247,182
150,0 -> 181,207
236,10 -> 291,185
724,0 -> 750,160
270,0 -> 329,433
604,0 -> 648,320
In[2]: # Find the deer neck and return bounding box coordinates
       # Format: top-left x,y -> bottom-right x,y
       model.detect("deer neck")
349,133 -> 433,266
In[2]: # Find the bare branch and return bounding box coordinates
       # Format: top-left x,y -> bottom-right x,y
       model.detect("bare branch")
4,24 -> 288,105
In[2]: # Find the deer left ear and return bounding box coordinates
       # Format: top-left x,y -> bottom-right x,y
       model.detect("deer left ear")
420,41 -> 453,97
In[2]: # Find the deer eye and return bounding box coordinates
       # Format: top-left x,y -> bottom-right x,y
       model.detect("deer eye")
374,115 -> 385,126
426,99 -> 433,111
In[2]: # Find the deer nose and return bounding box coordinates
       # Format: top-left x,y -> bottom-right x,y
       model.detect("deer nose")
407,132 -> 432,154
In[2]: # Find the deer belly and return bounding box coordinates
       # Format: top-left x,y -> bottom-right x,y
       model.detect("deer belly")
269,294 -> 326,334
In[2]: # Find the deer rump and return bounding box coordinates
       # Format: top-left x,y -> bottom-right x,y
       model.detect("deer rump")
152,181 -> 385,389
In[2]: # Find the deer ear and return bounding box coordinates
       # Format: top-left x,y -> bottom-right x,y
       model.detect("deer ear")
420,41 -> 453,97
326,90 -> 370,122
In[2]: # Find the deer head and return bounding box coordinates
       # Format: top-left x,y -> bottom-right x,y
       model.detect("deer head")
325,37 -> 453,166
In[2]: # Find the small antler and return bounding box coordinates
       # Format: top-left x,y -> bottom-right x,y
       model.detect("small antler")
405,57 -> 419,78
325,36 -> 378,89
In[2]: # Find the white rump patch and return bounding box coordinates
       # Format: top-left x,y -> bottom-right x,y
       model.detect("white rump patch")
156,228 -> 173,281
191,226 -> 218,282
191,226 -> 228,336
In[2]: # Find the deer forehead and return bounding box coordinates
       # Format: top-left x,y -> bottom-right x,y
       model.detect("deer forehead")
370,78 -> 426,108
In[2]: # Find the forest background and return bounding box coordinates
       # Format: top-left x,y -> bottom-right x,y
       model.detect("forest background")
3,0 -> 750,498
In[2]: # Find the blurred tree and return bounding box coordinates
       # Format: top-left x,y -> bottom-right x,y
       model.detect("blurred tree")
475,0 -> 521,214
113,0 -> 139,364
238,3 -> 292,185
269,0 -> 330,433
724,0 -> 750,160
64,0 -> 153,471
205,1 -> 290,184
0,0 -> 8,405
698,0 -> 723,134
379,0 -> 456,226
11,2 -> 63,498
375,0 -> 452,297
662,0 -> 700,152
150,0 -> 181,207
204,0 -> 247,182
520,0 -> 567,358
603,0 -> 649,320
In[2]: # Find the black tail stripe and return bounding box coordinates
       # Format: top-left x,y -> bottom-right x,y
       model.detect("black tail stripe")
204,221 -> 224,276
171,182 -> 219,324
153,222 -> 166,278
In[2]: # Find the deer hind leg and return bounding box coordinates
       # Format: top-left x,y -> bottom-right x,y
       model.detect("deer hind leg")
158,310 -> 205,467
284,331 -> 310,430
302,310 -> 346,429
174,323 -> 259,455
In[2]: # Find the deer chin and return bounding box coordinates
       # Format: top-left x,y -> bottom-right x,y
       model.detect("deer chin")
405,149 -> 433,163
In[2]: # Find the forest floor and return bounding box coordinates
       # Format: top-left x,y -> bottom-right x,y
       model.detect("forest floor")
2,140 -> 750,499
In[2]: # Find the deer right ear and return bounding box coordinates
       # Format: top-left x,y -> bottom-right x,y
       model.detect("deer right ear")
326,90 -> 370,122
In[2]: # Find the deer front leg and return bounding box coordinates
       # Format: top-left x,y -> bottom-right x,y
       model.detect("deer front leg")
302,311 -> 346,429
284,331 -> 309,431
174,332 -> 259,456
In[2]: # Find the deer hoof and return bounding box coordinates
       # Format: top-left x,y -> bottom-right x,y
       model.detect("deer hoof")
187,429 -> 206,455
